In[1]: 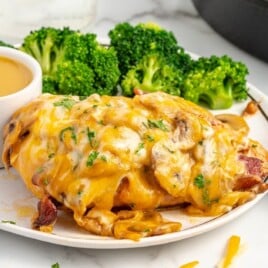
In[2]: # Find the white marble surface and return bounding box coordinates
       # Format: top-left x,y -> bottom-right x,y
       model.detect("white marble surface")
0,1 -> 268,267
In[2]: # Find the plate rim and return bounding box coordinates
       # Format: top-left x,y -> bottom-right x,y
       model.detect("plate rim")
0,79 -> 267,249
0,191 -> 266,249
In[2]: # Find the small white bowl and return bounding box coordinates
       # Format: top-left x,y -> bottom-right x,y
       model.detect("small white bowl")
0,46 -> 42,167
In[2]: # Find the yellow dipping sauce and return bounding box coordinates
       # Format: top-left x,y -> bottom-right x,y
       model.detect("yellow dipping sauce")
0,56 -> 32,97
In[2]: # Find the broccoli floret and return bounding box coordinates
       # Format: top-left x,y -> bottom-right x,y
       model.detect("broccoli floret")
121,53 -> 183,96
109,22 -> 192,80
42,75 -> 58,94
20,27 -> 71,75
182,55 -> 249,109
56,60 -> 95,96
89,45 -> 120,95
0,40 -> 14,48
53,32 -> 98,68
21,27 -> 120,96
53,35 -> 120,96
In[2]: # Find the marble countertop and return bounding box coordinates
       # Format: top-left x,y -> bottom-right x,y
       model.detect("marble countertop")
0,1 -> 268,267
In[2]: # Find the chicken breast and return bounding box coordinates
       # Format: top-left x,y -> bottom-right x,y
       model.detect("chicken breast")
2,92 -> 268,240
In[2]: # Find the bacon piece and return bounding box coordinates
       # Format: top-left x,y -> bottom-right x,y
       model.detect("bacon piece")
239,155 -> 263,176
233,174 -> 268,193
235,155 -> 268,193
33,196 -> 57,229
233,175 -> 262,191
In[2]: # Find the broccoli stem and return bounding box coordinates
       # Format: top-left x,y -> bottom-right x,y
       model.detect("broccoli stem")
142,57 -> 159,91
42,38 -> 54,75
28,42 -> 43,66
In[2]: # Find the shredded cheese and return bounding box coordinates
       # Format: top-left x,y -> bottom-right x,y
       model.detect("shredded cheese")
179,261 -> 199,268
218,235 -> 241,268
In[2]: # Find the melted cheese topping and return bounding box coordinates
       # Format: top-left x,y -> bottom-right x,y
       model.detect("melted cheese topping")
2,92 -> 265,239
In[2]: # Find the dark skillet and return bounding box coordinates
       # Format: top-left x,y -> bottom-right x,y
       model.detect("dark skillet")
192,0 -> 268,62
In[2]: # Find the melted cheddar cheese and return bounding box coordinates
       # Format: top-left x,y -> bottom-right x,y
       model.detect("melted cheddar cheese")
219,235 -> 241,268
2,92 -> 267,240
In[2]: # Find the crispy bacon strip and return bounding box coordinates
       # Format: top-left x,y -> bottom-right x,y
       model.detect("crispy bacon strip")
235,155 -> 268,192
239,155 -> 263,176
32,196 -> 57,230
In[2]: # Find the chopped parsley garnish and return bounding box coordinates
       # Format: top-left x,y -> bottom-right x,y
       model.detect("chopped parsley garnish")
143,228 -> 151,233
135,142 -> 144,154
59,126 -> 77,144
86,151 -> 99,166
202,188 -> 211,205
86,128 -> 98,148
201,124 -> 209,131
79,96 -> 87,101
77,190 -> 83,196
100,155 -> 107,162
194,174 -> 205,189
145,134 -> 155,142
1,220 -> 16,224
163,144 -> 175,154
53,98 -> 76,110
194,174 -> 216,206
43,178 -> 49,186
146,119 -> 169,131
48,153 -> 55,159
36,166 -> 44,174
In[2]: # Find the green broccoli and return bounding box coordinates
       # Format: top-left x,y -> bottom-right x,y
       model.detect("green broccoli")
19,24 -> 249,110
0,40 -> 14,48
52,31 -> 98,68
182,55 -> 249,109
56,60 -> 95,96
109,22 -> 192,80
42,75 -> 58,94
20,27 -> 72,75
89,45 -> 121,95
121,53 -> 183,96
20,27 -> 120,96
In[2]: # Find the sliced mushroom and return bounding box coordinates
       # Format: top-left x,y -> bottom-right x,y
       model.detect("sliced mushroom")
172,114 -> 204,150
215,114 -> 249,135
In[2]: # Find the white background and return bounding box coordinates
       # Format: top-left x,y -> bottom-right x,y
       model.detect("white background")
0,1 -> 268,267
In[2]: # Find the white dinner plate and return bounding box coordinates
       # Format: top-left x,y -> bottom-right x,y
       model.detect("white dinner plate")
0,82 -> 267,249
